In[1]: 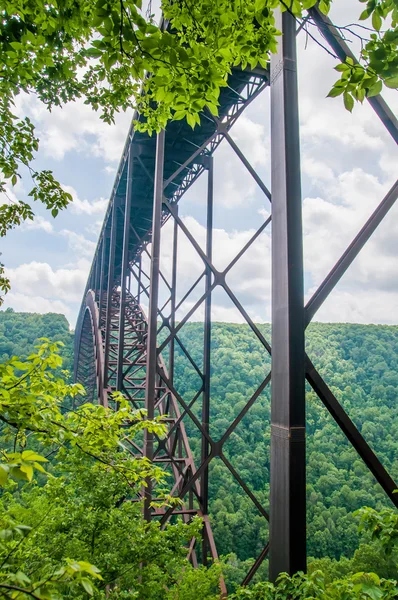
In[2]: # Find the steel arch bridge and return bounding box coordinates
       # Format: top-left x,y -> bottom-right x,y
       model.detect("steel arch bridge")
74,6 -> 398,588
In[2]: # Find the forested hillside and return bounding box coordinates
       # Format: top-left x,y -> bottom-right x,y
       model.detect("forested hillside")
1,311 -> 397,582
169,321 -> 398,576
0,309 -> 74,372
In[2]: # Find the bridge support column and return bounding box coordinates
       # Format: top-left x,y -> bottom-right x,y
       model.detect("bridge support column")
103,198 -> 118,389
117,149 -> 134,392
98,232 -> 107,331
269,8 -> 306,580
201,156 -> 213,564
144,129 -> 166,520
94,241 -> 102,303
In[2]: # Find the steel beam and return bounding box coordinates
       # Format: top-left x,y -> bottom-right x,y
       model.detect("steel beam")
306,179 -> 398,325
103,201 -> 118,389
201,157 -> 213,564
306,358 -> 398,507
98,233 -> 107,326
144,129 -> 166,521
224,132 -> 271,201
94,244 -> 101,302
117,149 -> 134,392
269,7 -> 306,580
169,208 -> 178,387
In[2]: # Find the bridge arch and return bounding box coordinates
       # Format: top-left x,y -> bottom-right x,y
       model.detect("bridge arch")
74,291 -> 107,407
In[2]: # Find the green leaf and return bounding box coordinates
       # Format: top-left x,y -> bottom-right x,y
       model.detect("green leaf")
327,85 -> 345,97
81,579 -> 94,596
86,48 -> 103,58
33,462 -> 48,473
360,584 -> 383,600
343,91 -> 354,112
335,63 -> 349,72
318,0 -> 330,14
207,103 -> 219,116
372,11 -> 382,31
0,528 -> 14,540
186,113 -> 196,128
15,525 -> 32,537
10,466 -> 29,481
0,465 -> 9,486
20,464 -> 34,481
384,75 -> 398,88
14,570 -> 31,584
173,110 -> 186,120
22,450 -> 48,462
26,29 -> 36,43
367,79 -> 382,97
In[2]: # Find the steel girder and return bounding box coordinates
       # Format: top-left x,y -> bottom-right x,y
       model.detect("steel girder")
75,6 -> 398,588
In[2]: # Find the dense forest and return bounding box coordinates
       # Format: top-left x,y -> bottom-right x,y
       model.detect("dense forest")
1,310 -> 397,596
170,321 -> 398,583
0,309 -> 74,372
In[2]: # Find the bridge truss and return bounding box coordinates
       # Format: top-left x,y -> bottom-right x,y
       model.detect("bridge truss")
74,6 -> 398,588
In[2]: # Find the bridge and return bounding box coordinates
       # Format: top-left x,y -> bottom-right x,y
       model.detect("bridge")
74,6 -> 398,588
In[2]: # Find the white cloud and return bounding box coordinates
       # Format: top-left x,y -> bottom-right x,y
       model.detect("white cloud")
302,157 -> 335,185
61,230 -> 96,259
311,289 -> 398,326
63,184 -> 108,216
16,94 -> 131,164
172,299 -> 265,325
21,215 -> 54,234
207,114 -> 270,209
303,167 -> 397,289
5,260 -> 90,303
85,220 -> 103,237
229,114 -> 268,168
2,292 -> 72,318
258,207 -> 270,220
296,6 -> 397,166
303,163 -> 398,324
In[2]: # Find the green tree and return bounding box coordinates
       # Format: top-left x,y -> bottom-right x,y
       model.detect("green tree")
0,340 -> 221,598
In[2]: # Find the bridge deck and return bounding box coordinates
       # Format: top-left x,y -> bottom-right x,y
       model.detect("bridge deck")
78,66 -> 268,322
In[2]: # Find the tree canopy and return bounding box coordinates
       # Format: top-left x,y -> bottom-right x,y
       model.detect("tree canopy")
0,337 -> 224,598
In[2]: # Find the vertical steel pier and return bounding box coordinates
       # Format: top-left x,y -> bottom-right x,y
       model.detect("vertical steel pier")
144,129 -> 166,521
201,156 -> 214,563
269,8 -> 306,579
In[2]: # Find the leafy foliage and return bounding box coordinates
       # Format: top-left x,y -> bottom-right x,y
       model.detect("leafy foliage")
229,570 -> 398,599
0,0 -> 396,270
0,310 -> 73,370
327,0 -> 398,108
0,263 -> 11,307
356,505 -> 398,556
0,339 -> 211,598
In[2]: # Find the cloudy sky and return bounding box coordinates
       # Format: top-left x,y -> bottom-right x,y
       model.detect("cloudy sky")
1,0 -> 397,328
